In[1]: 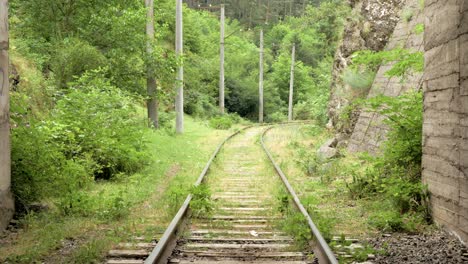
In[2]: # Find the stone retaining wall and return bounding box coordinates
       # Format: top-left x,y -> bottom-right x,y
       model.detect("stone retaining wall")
422,0 -> 467,244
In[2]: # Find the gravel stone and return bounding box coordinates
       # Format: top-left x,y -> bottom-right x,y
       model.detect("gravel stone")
366,231 -> 468,263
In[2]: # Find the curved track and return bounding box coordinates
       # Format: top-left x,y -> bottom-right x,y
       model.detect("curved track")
106,125 -> 337,264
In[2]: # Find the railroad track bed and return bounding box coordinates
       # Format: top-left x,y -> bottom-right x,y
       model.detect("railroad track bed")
105,126 -> 336,264
168,128 -> 312,264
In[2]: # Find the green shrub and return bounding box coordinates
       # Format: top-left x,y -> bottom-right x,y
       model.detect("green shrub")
158,111 -> 176,129
351,49 -> 424,79
51,38 -> 107,88
49,71 -> 150,179
345,91 -> 430,230
185,92 -> 219,118
11,126 -> 94,212
294,96 -> 329,125
413,23 -> 425,35
190,184 -> 214,218
342,68 -> 376,98
209,116 -> 233,130
266,111 -> 287,123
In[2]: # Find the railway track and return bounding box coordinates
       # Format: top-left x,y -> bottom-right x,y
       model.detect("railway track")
106,125 -> 337,264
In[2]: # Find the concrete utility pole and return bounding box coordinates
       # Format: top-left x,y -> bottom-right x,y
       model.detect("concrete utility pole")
288,44 -> 295,122
146,0 -> 159,129
258,29 -> 264,123
0,0 -> 13,231
219,4 -> 225,114
175,0 -> 184,133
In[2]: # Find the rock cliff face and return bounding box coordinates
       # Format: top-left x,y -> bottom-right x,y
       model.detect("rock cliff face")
348,0 -> 425,153
328,0 -> 404,134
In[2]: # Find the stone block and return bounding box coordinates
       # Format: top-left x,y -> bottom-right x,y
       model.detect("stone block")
461,138 -> 468,150
424,109 -> 460,125
461,35 -> 468,78
461,79 -> 468,96
431,202 -> 458,225
456,125 -> 466,139
425,88 -> 454,103
423,169 -> 460,187
423,155 -> 461,178
426,74 -> 459,91
317,146 -> 338,161
461,98 -> 468,114
425,39 -> 459,79
460,10 -> 468,35
461,176 -> 468,195
405,34 -> 424,49
462,117 -> 468,126
423,123 -> 456,137
425,0 -> 461,50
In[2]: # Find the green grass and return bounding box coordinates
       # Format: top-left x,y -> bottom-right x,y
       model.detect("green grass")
264,123 -> 434,263
0,116 -> 230,263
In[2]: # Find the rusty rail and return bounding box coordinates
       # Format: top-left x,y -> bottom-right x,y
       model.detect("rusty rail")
260,124 -> 338,264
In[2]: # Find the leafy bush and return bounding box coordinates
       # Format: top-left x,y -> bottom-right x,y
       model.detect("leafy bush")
352,49 -> 424,79
190,184 -> 214,218
365,91 -> 423,172
11,126 -> 94,212
11,70 -> 151,212
345,91 -> 430,230
294,96 -> 329,125
51,38 -> 107,88
49,71 -> 150,179
158,111 -> 176,129
266,111 -> 287,123
209,115 -> 233,130
342,68 -> 376,98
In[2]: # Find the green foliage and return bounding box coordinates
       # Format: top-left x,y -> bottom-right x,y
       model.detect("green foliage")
291,141 -> 319,176
11,69 -> 151,212
11,127 -> 94,212
414,23 -> 425,35
345,91 -> 430,231
165,181 -> 189,215
266,111 -> 288,123
342,68 -> 376,98
190,184 -> 214,218
276,186 -> 333,250
51,38 -> 107,88
51,71 -> 150,179
209,115 -> 234,130
365,91 -> 423,169
352,49 -> 424,78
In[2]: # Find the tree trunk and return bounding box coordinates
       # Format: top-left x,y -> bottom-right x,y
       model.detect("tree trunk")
219,4 -> 225,114
175,0 -> 184,134
258,29 -> 264,123
0,0 -> 14,231
288,44 -> 295,122
146,0 -> 159,129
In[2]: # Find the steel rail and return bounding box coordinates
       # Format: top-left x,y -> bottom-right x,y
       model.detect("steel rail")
260,124 -> 339,264
144,126 -> 250,264
145,121 -> 315,264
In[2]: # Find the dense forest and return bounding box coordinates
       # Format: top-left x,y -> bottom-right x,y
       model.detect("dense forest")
8,0 -> 348,214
